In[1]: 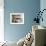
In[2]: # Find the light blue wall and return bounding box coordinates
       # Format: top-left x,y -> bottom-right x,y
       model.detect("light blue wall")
4,0 -> 40,42
40,0 -> 46,27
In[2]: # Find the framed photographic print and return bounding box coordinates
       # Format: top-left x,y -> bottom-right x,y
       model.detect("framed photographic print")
10,13 -> 24,24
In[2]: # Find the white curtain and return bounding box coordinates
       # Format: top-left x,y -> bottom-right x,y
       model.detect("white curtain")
0,0 -> 4,42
